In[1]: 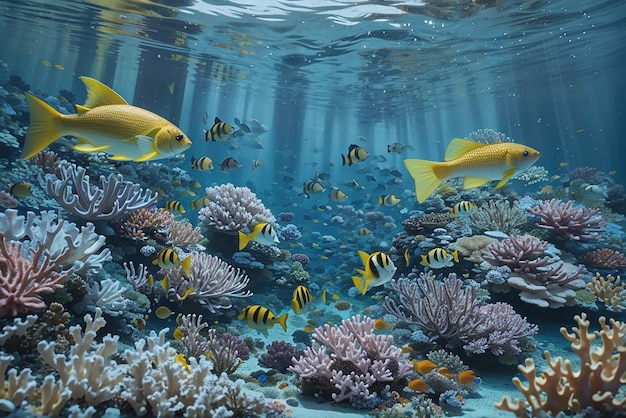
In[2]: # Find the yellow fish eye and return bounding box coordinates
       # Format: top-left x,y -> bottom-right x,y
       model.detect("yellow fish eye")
175,134 -> 183,141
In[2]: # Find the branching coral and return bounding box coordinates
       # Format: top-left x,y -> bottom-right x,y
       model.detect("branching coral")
469,200 -> 528,234
165,251 -> 252,312
527,199 -> 605,241
40,162 -> 158,221
383,274 -> 537,355
0,233 -> 70,317
198,183 -> 275,232
584,248 -> 626,269
495,313 -> 626,416
402,212 -> 452,235
117,207 -> 174,242
289,315 -> 412,408
587,273 -> 626,311
484,234 -> 586,308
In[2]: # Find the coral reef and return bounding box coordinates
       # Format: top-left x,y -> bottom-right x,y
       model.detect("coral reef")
117,207 -> 174,242
583,247 -> 626,269
402,212 -> 452,235
198,183 -> 275,232
495,313 -> 626,416
383,274 -> 537,355
484,234 -> 586,308
289,315 -> 412,408
0,233 -> 69,317
259,341 -> 303,373
469,200 -> 528,234
40,162 -> 158,221
527,199 -> 605,241
587,273 -> 625,311
165,251 -> 252,312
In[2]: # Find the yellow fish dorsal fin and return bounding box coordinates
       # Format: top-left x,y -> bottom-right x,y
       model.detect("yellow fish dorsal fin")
79,76 -> 128,108
444,138 -> 487,161
357,250 -> 371,266
463,177 -> 491,189
494,167 -> 517,189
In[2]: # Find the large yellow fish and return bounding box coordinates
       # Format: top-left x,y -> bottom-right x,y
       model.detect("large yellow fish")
20,76 -> 192,161
404,138 -> 540,203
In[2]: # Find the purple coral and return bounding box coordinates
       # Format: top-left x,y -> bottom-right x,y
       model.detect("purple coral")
290,253 -> 310,266
278,212 -> 295,222
484,234 -> 586,308
527,199 -> 605,241
289,315 -> 412,408
383,274 -> 538,355
259,341 -> 303,373
568,166 -> 606,185
279,224 -> 302,241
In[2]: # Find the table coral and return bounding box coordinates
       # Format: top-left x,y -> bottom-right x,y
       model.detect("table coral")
495,312 -> 626,416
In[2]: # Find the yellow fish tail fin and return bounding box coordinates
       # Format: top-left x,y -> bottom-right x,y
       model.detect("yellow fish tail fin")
452,250 -> 459,263
21,93 -> 64,160
420,254 -> 428,266
276,312 -> 289,332
404,159 -> 443,203
351,275 -> 369,295
238,230 -> 252,251
180,254 -> 192,277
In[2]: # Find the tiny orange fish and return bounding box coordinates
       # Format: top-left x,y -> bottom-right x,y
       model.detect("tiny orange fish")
407,378 -> 430,392
415,359 -> 438,375
457,369 -> 478,385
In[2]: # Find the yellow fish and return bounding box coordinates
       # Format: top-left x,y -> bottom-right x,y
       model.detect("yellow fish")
54,64 -> 65,71
191,155 -> 214,171
238,223 -> 279,250
421,248 -> 459,269
351,250 -> 397,295
378,194 -> 400,207
152,249 -> 192,277
155,306 -> 175,319
165,200 -> 185,214
342,144 -> 369,166
41,60 -> 51,67
541,185 -> 553,194
20,77 -> 192,161
358,227 -> 371,236
238,305 -> 288,336
10,182 -> 33,197
373,319 -> 395,330
291,285 -> 313,314
449,200 -> 477,218
404,138 -> 540,203
190,196 -> 210,210
328,189 -> 347,201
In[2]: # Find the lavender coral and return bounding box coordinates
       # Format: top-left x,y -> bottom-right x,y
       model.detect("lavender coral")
164,251 -> 252,312
198,183 -> 275,232
527,199 -> 605,241
484,234 -> 586,308
0,233 -> 69,317
383,274 -> 537,355
289,315 -> 412,408
259,341 -> 303,373
496,313 -> 626,416
40,162 -> 158,221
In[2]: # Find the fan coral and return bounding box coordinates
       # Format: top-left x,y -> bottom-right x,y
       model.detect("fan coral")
383,274 -> 537,355
584,248 -> 626,269
198,183 -> 275,232
484,234 -> 586,308
165,251 -> 252,312
289,315 -> 412,408
496,313 -> 626,416
527,199 -> 605,241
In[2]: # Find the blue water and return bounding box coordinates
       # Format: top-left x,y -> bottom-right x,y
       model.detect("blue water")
0,0 -> 625,417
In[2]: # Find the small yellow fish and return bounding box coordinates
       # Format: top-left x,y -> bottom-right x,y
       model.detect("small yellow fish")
552,175 -> 561,180
541,185 -> 553,194
41,60 -> 51,66
155,306 -> 175,319
190,196 -> 210,210
152,249 -> 192,277
165,200 -> 185,214
339,244 -> 348,249
320,255 -> 329,260
449,201 -> 477,218
238,223 -> 279,250
303,180 -> 326,198
329,189 -> 348,201
238,305 -> 288,336
205,117 -> 234,142
351,251 -> 397,295
342,144 -> 369,166
173,327 -> 184,340
191,156 -> 214,171
358,227 -> 371,236
609,170 -> 617,176
421,248 -> 459,269
407,378 -> 430,392
415,359 -> 438,375
559,162 -> 568,167
378,194 -> 400,207
20,76 -> 192,161
404,138 -> 541,203
189,181 -> 202,189
54,64 -> 65,71
373,319 -> 395,330
9,182 -> 33,197
171,179 -> 182,187
291,285 -> 313,314
303,325 -> 315,333
332,293 -> 340,300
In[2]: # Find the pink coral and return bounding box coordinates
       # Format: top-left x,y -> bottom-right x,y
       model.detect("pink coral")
0,191 -> 18,209
527,199 -> 605,241
289,315 -> 412,406
584,248 -> 626,269
484,234 -> 586,308
383,274 -> 537,355
0,233 -> 69,317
